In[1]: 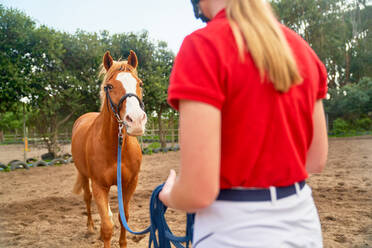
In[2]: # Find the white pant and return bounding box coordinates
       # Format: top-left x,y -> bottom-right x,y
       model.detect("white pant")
193,184 -> 323,248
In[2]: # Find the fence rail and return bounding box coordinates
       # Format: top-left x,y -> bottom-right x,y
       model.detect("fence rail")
0,129 -> 180,145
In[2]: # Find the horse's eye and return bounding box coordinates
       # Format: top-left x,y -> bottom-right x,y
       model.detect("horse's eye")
139,81 -> 143,87
107,84 -> 113,90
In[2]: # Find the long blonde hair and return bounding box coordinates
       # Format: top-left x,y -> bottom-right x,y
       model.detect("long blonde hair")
226,0 -> 302,92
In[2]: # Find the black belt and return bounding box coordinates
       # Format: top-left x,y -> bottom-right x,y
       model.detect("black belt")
217,181 -> 306,202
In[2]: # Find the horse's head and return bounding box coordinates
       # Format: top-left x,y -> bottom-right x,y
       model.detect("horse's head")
101,50 -> 147,136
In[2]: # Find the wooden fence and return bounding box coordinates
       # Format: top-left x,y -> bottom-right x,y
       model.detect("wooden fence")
0,129 -> 179,146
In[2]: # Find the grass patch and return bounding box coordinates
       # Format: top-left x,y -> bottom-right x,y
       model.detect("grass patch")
328,131 -> 372,137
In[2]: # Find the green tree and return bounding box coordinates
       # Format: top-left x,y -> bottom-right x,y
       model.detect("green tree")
61,30 -> 106,115
23,26 -> 74,155
143,41 -> 175,148
271,0 -> 371,87
272,0 -> 371,126
271,0 -> 348,87
347,2 -> 372,82
324,77 -> 372,124
0,5 -> 36,112
0,110 -> 23,142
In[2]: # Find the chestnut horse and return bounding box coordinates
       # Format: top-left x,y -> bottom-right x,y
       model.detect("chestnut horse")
71,50 -> 147,248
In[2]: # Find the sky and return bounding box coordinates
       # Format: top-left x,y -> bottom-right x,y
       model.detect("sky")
0,0 -> 206,54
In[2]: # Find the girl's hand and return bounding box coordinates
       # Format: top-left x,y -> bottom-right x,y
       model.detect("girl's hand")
159,169 -> 177,207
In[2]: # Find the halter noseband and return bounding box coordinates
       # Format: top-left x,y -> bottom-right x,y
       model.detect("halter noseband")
104,86 -> 145,126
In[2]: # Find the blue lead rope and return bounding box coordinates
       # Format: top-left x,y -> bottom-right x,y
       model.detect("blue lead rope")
116,135 -> 194,248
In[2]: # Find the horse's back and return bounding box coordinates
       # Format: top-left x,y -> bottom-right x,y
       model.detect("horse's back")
71,112 -> 99,176
72,112 -> 99,135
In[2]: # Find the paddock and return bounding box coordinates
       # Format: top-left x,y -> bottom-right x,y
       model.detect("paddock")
0,136 -> 371,248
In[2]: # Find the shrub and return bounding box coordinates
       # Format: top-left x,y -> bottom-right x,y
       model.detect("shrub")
147,142 -> 161,150
354,117 -> 372,131
332,118 -> 350,134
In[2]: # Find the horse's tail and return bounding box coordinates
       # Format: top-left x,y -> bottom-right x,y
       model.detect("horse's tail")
72,172 -> 85,195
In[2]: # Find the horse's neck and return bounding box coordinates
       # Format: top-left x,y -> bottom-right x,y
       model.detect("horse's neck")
97,106 -> 127,148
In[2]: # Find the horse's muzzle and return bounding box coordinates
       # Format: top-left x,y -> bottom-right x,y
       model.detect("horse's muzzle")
124,111 -> 147,136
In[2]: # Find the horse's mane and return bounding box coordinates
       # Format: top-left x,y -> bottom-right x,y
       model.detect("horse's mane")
99,60 -> 138,111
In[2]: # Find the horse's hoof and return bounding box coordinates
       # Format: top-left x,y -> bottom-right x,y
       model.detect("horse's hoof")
84,232 -> 95,238
87,220 -> 95,233
88,226 -> 95,233
131,235 -> 145,243
119,241 -> 128,248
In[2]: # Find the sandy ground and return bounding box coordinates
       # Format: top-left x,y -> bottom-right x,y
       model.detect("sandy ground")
0,137 -> 371,248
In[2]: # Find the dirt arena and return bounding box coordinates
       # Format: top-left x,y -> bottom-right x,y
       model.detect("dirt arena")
0,137 -> 371,248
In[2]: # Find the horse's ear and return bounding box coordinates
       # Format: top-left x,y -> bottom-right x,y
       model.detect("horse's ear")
127,50 -> 138,69
103,51 -> 113,71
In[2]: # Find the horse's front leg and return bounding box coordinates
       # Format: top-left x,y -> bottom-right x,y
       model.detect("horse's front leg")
118,175 -> 139,248
92,181 -> 113,248
81,175 -> 95,233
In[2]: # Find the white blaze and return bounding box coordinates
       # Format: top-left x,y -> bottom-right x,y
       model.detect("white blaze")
116,72 -> 147,135
116,72 -> 141,114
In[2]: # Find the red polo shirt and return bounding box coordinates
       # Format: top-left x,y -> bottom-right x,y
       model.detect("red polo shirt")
167,10 -> 327,188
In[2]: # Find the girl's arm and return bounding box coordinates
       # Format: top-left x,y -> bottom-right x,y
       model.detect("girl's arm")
306,100 -> 328,173
159,100 -> 221,212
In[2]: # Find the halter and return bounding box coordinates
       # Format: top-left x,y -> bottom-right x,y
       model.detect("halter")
104,85 -> 145,142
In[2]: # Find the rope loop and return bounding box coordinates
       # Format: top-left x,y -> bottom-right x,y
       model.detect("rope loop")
116,136 -> 194,247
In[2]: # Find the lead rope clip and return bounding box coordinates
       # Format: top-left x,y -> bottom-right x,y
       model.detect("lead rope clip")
118,123 -> 124,145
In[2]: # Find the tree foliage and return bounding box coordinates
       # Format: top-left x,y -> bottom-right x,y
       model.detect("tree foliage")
271,0 -> 372,131
271,0 -> 371,87
0,6 -> 36,111
0,4 -> 174,153
143,41 -> 175,148
324,77 -> 372,120
1,1 -> 371,152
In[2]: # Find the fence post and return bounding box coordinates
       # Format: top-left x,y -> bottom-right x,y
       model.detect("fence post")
171,129 -> 174,147
23,103 -> 27,161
